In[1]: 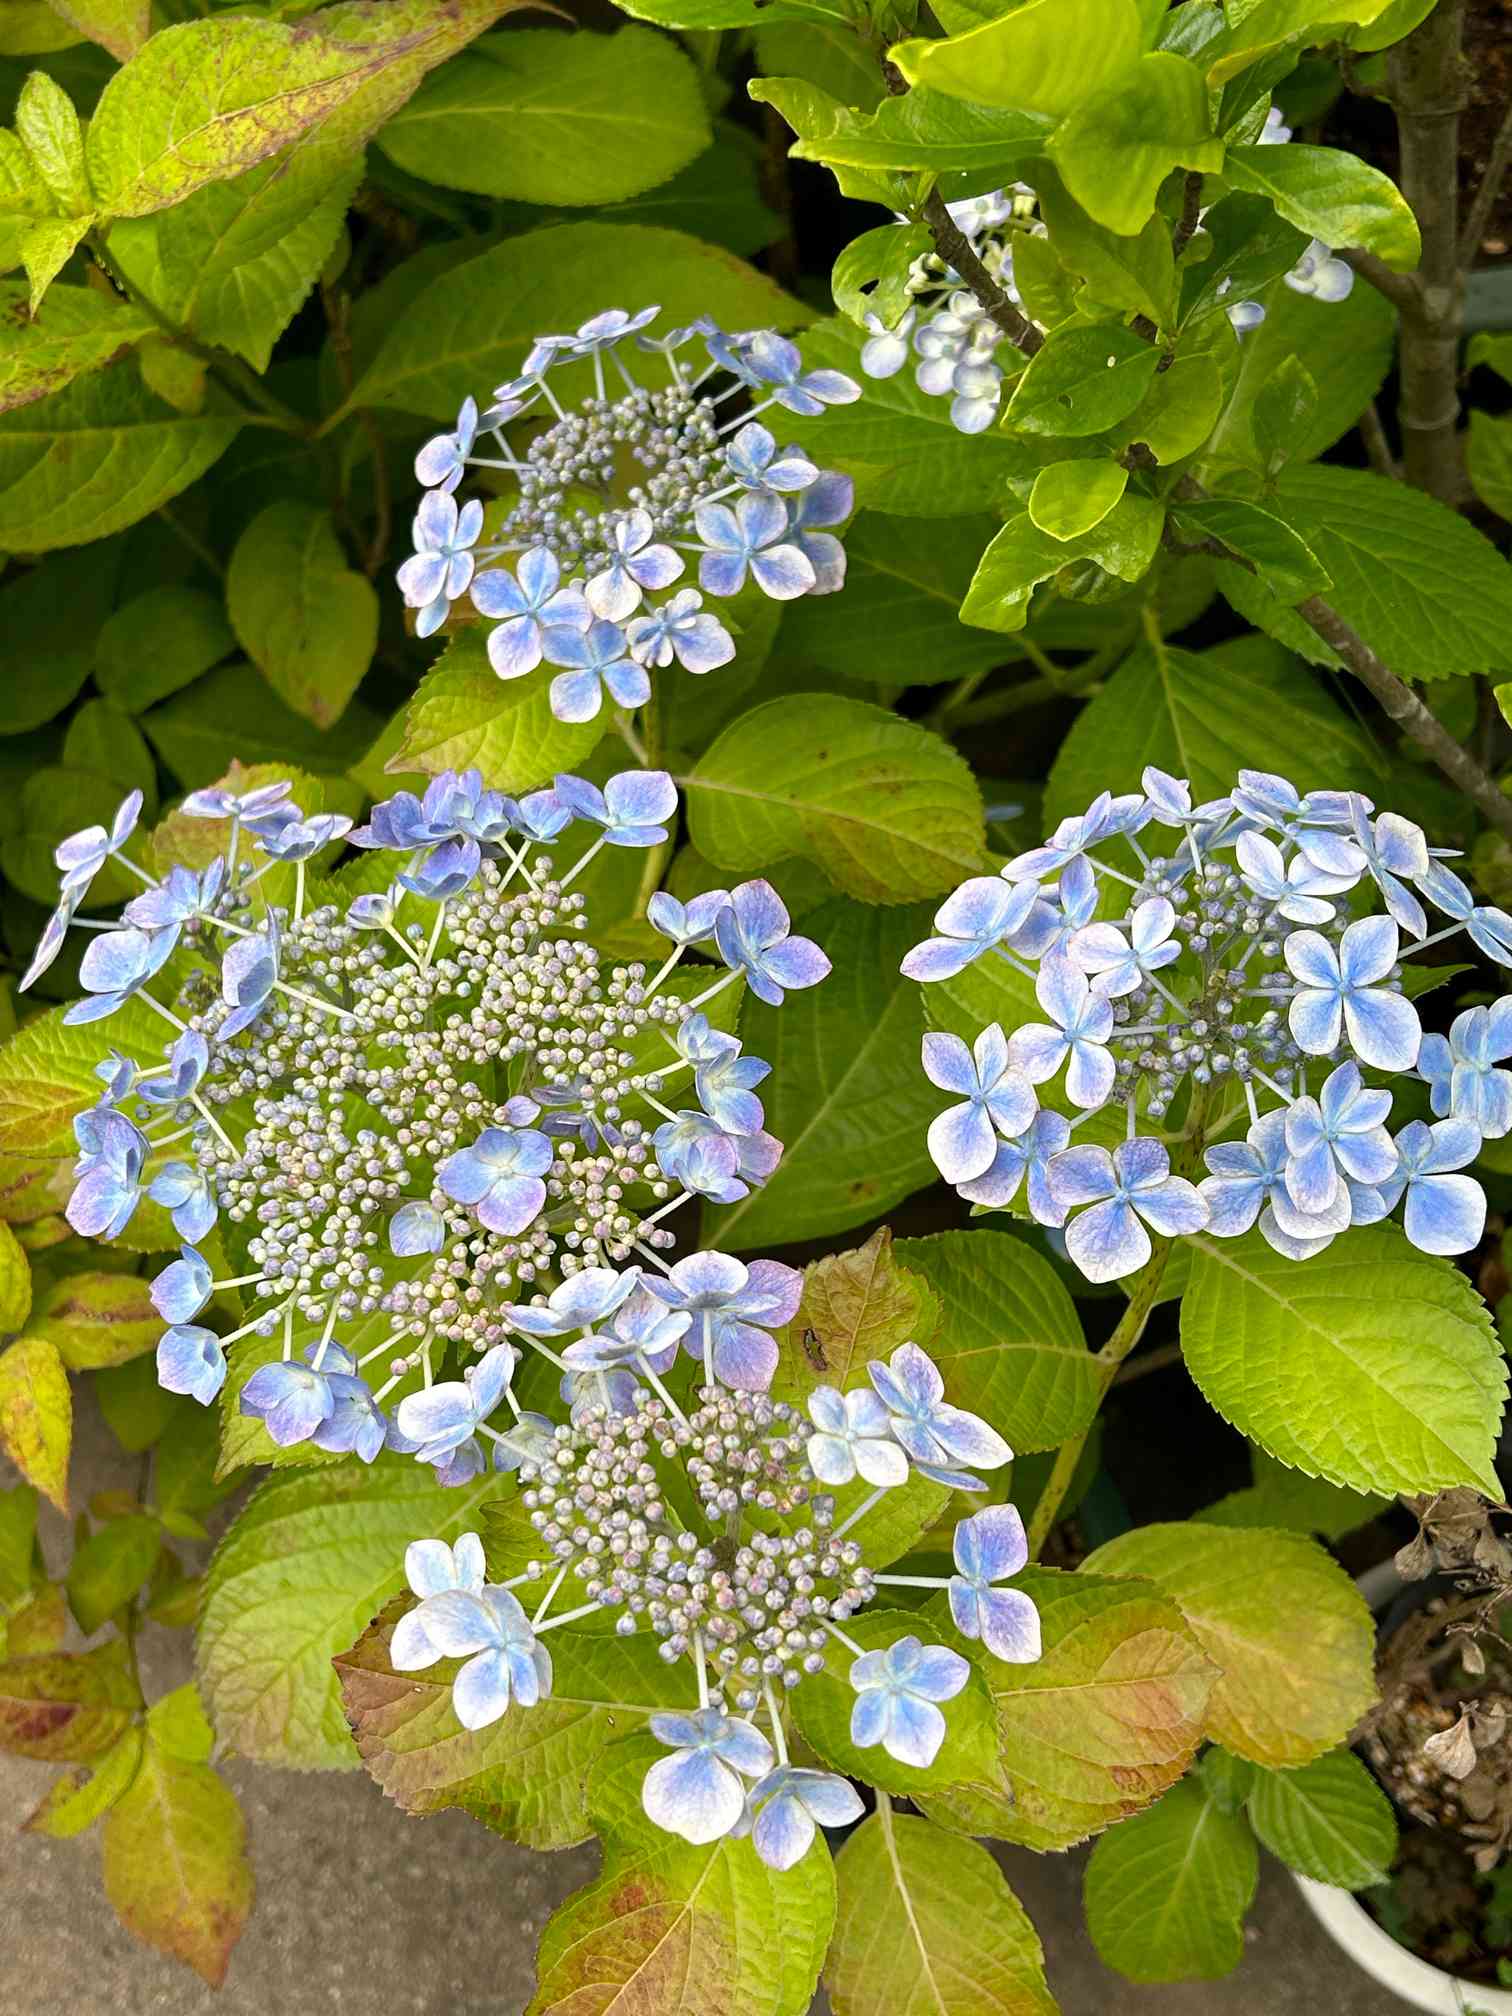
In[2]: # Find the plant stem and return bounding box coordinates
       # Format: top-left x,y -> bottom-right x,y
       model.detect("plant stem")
1358,400 -> 1403,481
1386,0 -> 1468,500
1460,96 -> 1512,264
920,187 -> 1044,355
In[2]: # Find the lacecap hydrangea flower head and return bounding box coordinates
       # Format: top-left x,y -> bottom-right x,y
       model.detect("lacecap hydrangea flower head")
903,769 -> 1505,1283
399,304 -> 859,723
28,766 -> 1042,1869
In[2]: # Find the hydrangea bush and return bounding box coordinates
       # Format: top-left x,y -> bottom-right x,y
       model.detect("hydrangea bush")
2,0 -> 1512,2009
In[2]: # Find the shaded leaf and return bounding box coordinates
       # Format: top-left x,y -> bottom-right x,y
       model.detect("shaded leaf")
227,498 -> 378,728
1083,1778 -> 1258,1982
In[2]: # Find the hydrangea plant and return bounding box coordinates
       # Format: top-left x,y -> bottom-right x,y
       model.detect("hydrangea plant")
2,0 -> 1512,2010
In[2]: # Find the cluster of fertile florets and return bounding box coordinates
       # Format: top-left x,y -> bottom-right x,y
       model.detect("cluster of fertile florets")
390,1336 -> 1040,1870
905,766 -> 1510,1283
399,304 -> 858,723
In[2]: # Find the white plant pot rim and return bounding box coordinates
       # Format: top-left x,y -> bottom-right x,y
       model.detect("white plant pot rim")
1290,1558 -> 1512,2015
1291,1873 -> 1512,2015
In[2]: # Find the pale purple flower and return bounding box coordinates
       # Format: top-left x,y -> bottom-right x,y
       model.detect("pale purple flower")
922,1026 -> 1036,1185
749,1767 -> 863,1870
956,1109 -> 1071,1223
648,1250 -> 799,1391
150,1246 -> 213,1323
625,588 -> 735,675
543,617 -> 650,723
393,1343 -> 515,1462
63,926 -> 175,1025
397,492 -> 484,638
239,1359 -> 335,1447
437,1127 -> 552,1236
1284,240 -> 1354,302
585,509 -> 683,621
390,1200 -> 446,1256
156,1324 -> 226,1405
785,471 -> 852,593
504,1266 -> 642,1339
714,880 -> 830,1006
1007,954 -> 1116,1109
725,422 -> 817,494
472,546 -> 591,680
867,1340 -> 1010,1487
646,891 -> 730,948
740,330 -> 861,417
902,876 -> 1041,983
1420,865 -> 1512,965
849,1635 -> 968,1768
1419,1001 -> 1512,1138
554,769 -> 676,847
54,789 -> 143,901
1282,1061 -> 1398,1217
414,397 -> 477,493
949,1505 -> 1040,1663
694,492 -> 815,601
1231,771 -> 1365,878
642,1708 -> 773,1844
1234,831 -> 1353,926
148,1159 -> 217,1243
1071,896 -> 1180,998
1048,1138 -> 1208,1284
1348,799 -> 1430,937
392,1584 -> 551,1730
1378,1119 -> 1486,1257
1200,1111 -> 1346,1261
806,1385 -> 909,1488
560,1286 -> 689,1375
136,1027 -> 209,1106
1285,916 -> 1421,1072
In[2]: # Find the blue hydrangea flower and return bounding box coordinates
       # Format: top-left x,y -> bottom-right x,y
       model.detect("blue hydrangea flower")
1419,1002 -> 1512,1138
503,1265 -> 642,1339
725,422 -> 817,494
560,1286 -> 689,1375
806,1384 -> 909,1488
1200,1112 -> 1345,1261
137,1028 -> 209,1106
1378,1119 -> 1487,1257
584,509 -> 683,622
739,330 -> 862,417
625,588 -> 735,676
685,1026 -> 769,1136
1071,897 -> 1180,997
1048,1139 -> 1208,1284
641,1708 -> 774,1844
652,1110 -> 778,1204
124,859 -> 226,941
19,898 -> 74,993
647,1250 -> 801,1391
239,1359 -> 336,1447
1006,955 -> 1115,1110
393,1342 -> 515,1462
390,1200 -> 446,1256
1285,916 -> 1421,1072
414,396 -> 478,493
437,1126 -> 552,1236
150,1246 -> 213,1323
219,920 -> 281,1040
542,617 -> 650,723
94,1051 -> 138,1105
1284,239 -> 1354,302
786,472 -> 852,593
393,1585 -> 552,1730
949,1505 -> 1041,1663
902,876 -> 1041,982
63,926 -> 175,1025
147,1160 -> 218,1243
694,492 -> 815,601
1420,865 -> 1512,965
749,1766 -> 863,1870
66,1110 -> 145,1238
860,308 -> 915,378
398,835 -> 480,902
849,1635 -> 968,1768
1348,801 -> 1430,937
397,491 -> 484,637
54,789 -> 143,901
554,769 -> 677,848
646,891 -> 730,948
255,812 -> 353,863
921,1026 -> 1036,1185
1282,1061 -> 1397,1217
156,1324 -> 226,1405
389,1533 -> 488,1668
180,779 -> 294,830
867,1341 -> 1011,1484
1234,831 -> 1352,926
310,1373 -> 389,1463
1002,792 -> 1142,881
955,1108 -> 1071,1222
714,880 -> 830,1006
472,548 -> 590,680
1231,771 -> 1364,877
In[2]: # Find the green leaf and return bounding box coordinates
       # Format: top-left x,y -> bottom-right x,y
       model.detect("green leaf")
1048,53 -> 1224,237
1469,410 -> 1512,524
895,1231 -> 1097,1455
890,0 -> 1143,118
1083,1778 -> 1258,1982
101,1727 -> 252,1987
759,76 -> 1048,178
794,318 -> 1022,517
345,221 -> 806,421
1043,636 -> 1385,829
197,1454 -> 510,1769
67,1512 -> 161,1632
336,1597 -> 685,1848
1082,1522 -> 1376,1767
1178,192 -> 1310,327
1005,324 -> 1161,439
33,1268 -> 159,1369
704,900 -> 940,1251
0,1218 -> 32,1334
95,1352 -> 179,1455
24,1723 -> 143,1836
607,127 -> 780,258
1199,1745 -> 1256,1815
918,1567 -> 1216,1850
826,1807 -> 1057,2016
1251,353 -> 1319,475
0,279 -> 155,414
0,544 -> 120,732
96,585 -> 234,712
781,512 -> 1013,687
1171,495 -> 1330,596
0,1636 -> 139,1759
63,699 -> 157,809
1183,1224 -> 1505,1497
16,68 -> 88,211
0,1333 -> 70,1510
616,0 -> 851,25
959,496 -> 1165,633
141,660 -> 380,789
1036,165 -> 1177,327
789,1606 -> 1004,1798
685,693 -> 985,903
226,499 -> 378,729
39,0 -> 148,63
770,1225 -> 941,1408
0,1479 -> 38,1601
528,1736 -> 834,2016
1207,269 -> 1394,465
20,213 -> 90,313
1246,1748 -> 1397,1888
85,1 -> 522,221
0,996 -> 167,1163
742,77 -> 905,209
1225,142 -> 1420,270
1028,460 -> 1128,541
392,628 -> 603,786
832,221 -> 932,331
107,149 -> 362,374
1203,0 -> 1399,84
146,1681 -> 216,1763
1114,352 -> 1225,463
0,361 -> 241,550
378,26 -> 709,204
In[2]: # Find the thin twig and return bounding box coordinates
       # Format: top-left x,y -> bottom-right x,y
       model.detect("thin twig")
1359,400 -> 1403,481
1170,172 -> 1205,261
1460,96 -> 1512,265
920,188 -> 1044,355
1338,245 -> 1421,313
1113,1341 -> 1185,1386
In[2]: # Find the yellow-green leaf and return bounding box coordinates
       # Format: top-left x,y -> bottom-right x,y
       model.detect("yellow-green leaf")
0,1219 -> 32,1334
227,499 -> 378,728
0,1333 -> 71,1510
34,1269 -> 159,1370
